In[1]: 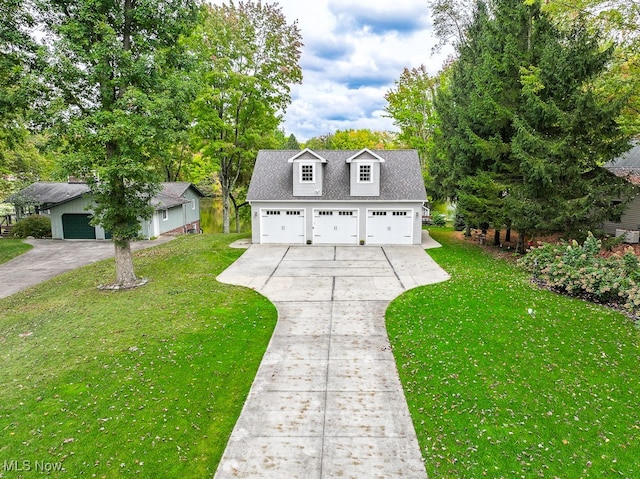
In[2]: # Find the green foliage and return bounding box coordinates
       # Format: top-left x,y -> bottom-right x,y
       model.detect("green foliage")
431,213 -> 447,227
387,229 -> 640,478
432,0 -> 634,239
11,215 -> 51,238
384,65 -> 440,170
519,232 -> 640,314
39,0 -> 199,243
303,129 -> 398,150
0,234 -> 277,478
189,1 -> 302,233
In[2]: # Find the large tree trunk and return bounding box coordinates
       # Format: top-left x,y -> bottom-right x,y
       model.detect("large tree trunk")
114,239 -> 137,286
494,229 -> 501,246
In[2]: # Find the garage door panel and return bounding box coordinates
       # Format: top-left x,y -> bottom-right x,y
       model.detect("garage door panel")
261,209 -> 305,244
366,210 -> 412,245
62,214 -> 96,239
313,210 -> 358,244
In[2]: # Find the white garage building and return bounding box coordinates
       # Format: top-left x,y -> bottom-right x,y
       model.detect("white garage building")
248,148 -> 427,245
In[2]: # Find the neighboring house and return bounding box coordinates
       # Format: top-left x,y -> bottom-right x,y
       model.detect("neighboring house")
247,148 -> 427,245
603,142 -> 640,238
12,181 -> 203,240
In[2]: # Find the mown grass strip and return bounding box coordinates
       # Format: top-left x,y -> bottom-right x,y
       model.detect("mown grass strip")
0,234 -> 276,478
387,229 -> 640,478
0,239 -> 32,265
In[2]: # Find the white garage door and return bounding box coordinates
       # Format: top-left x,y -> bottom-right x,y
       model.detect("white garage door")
367,210 -> 413,245
260,209 -> 305,243
313,209 -> 358,244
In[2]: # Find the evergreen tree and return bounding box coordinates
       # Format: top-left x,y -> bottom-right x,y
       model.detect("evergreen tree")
432,0 -> 633,245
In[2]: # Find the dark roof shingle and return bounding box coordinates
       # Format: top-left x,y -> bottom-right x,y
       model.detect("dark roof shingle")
247,149 -> 426,201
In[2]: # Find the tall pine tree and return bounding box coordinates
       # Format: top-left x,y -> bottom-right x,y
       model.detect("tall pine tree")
433,0 -> 633,245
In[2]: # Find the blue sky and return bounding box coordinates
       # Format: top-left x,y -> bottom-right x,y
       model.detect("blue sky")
208,0 -> 453,141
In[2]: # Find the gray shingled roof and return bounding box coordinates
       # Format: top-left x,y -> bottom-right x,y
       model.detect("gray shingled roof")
247,149 -> 427,201
10,182 -> 91,207
11,181 -> 202,210
604,142 -> 640,185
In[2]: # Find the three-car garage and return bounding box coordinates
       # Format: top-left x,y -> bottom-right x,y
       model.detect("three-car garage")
258,206 -> 417,245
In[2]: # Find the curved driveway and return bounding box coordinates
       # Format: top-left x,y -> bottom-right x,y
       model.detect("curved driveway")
215,232 -> 449,478
0,237 -> 174,299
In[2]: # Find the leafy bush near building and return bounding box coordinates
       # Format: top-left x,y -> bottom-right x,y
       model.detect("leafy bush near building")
431,213 -> 447,227
518,233 -> 640,315
12,215 -> 52,238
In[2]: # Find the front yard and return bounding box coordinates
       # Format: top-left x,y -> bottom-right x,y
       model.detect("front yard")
387,229 -> 640,478
3,231 -> 639,478
0,234 -> 277,478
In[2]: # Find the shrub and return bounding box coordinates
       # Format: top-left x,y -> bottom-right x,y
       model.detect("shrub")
432,213 -> 447,227
453,213 -> 466,231
12,215 -> 52,238
518,232 -> 640,315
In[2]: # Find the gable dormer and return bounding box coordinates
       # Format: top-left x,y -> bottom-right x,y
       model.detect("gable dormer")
346,148 -> 385,197
288,149 -> 327,196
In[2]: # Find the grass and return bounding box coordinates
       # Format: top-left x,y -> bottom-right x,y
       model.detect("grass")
387,229 -> 640,479
0,239 -> 32,264
0,234 -> 277,478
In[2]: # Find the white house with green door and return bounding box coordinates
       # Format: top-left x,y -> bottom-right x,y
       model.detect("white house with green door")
12,181 -> 203,240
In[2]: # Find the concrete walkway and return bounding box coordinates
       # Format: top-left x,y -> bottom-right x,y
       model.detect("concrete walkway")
0,237 -> 174,299
215,236 -> 449,478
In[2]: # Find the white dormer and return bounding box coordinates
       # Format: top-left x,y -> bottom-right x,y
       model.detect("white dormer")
288,149 -> 327,196
346,148 -> 385,197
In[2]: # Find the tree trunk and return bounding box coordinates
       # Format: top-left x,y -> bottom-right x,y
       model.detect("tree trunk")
494,229 -> 501,246
221,181 -> 230,234
114,239 -> 137,286
516,230 -> 526,254
505,228 -> 511,242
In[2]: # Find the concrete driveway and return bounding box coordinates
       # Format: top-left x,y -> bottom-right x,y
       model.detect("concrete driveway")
0,237 -> 174,299
215,234 -> 449,478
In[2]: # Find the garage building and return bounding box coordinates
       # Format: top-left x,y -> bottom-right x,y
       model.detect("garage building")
248,149 -> 427,245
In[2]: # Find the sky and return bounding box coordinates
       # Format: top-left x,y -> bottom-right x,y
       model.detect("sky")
208,0 -> 454,142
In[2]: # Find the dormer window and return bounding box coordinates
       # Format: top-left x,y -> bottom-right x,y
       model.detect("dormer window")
358,163 -> 372,183
301,163 -> 314,183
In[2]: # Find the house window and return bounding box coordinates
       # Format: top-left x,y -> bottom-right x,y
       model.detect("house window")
358,164 -> 372,183
301,164 -> 314,182
162,209 -> 168,221
191,199 -> 196,210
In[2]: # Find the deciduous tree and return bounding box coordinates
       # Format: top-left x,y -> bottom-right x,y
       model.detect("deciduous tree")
37,0 -> 199,287
190,1 -> 302,233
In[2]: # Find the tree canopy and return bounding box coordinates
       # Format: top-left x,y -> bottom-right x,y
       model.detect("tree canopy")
189,0 -> 303,233
36,0 -> 199,286
430,0 -> 634,244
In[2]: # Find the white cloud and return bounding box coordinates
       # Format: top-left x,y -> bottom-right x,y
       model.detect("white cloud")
207,0 -> 454,141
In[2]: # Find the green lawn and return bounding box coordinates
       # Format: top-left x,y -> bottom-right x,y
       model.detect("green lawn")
0,234 -> 277,478
0,239 -> 32,264
387,229 -> 640,478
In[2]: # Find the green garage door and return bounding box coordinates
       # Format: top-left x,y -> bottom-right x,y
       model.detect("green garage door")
62,214 -> 96,239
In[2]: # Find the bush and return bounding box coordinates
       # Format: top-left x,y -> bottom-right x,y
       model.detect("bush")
453,213 -> 466,231
12,215 -> 52,238
518,232 -> 640,315
432,213 -> 447,227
